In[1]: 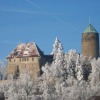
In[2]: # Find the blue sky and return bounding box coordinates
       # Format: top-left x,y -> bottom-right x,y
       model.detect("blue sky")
0,0 -> 100,60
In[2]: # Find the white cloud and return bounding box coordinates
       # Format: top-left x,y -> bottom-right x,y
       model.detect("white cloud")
0,8 -> 64,15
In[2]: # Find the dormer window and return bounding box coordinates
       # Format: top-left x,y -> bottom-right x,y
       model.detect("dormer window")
23,50 -> 29,56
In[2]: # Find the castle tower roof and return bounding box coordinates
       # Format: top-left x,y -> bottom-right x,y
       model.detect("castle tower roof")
83,24 -> 98,33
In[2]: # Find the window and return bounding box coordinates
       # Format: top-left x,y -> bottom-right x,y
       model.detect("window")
14,59 -> 15,62
32,64 -> 34,71
32,57 -> 34,61
9,59 -> 11,62
22,58 -> 26,61
16,66 -> 20,79
26,57 -> 29,61
25,64 -> 27,68
37,70 -> 40,77
19,58 -> 21,61
22,57 -> 29,61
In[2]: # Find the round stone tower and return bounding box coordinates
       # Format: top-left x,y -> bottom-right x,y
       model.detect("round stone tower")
82,24 -> 99,59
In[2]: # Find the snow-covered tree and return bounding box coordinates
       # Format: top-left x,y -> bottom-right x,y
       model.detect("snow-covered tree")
0,38 -> 100,100
51,37 -> 63,63
41,48 -> 99,100
0,72 -> 40,100
51,37 -> 63,54
88,58 -> 100,96
0,61 -> 7,80
64,50 -> 79,78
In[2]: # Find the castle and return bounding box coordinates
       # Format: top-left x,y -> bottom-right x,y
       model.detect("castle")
5,24 -> 99,80
6,42 -> 53,80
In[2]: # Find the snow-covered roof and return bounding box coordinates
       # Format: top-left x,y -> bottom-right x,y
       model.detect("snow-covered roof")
6,42 -> 44,58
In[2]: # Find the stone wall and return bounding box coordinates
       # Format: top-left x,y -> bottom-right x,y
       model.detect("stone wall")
7,56 -> 46,80
82,33 -> 99,59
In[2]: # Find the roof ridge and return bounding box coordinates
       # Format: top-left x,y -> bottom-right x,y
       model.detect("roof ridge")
35,43 -> 44,57
33,43 -> 40,57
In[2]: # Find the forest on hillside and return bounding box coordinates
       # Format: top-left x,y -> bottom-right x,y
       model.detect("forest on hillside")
0,38 -> 100,100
